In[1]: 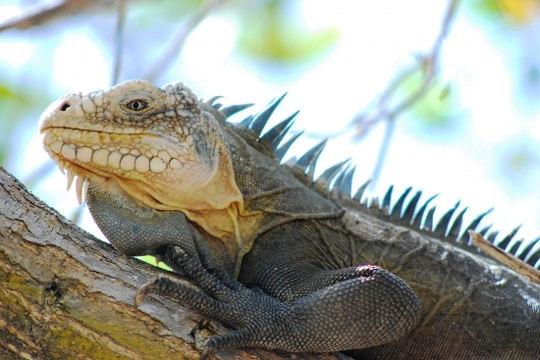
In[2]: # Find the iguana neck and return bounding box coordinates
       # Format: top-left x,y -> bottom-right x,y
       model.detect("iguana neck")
180,126 -> 342,272
221,126 -> 341,251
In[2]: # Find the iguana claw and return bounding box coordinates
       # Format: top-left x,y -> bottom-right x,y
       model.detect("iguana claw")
134,279 -> 158,307
200,343 -> 215,360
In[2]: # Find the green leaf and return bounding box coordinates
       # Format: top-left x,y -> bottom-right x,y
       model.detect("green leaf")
0,81 -> 38,165
0,84 -> 17,100
238,0 -> 339,63
136,255 -> 173,271
470,0 -> 540,25
131,0 -> 203,27
398,70 -> 460,130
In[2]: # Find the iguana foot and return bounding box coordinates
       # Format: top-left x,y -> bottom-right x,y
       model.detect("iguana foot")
135,245 -> 421,354
135,246 -> 296,353
135,268 -> 289,353
189,318 -> 214,339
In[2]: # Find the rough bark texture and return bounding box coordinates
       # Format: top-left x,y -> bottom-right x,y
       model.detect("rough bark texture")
0,167 -> 348,360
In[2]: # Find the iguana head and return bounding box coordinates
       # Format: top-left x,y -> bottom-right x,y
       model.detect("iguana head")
39,80 -> 242,214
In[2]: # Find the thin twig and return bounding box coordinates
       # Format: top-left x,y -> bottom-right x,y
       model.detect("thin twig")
0,0 -> 111,32
112,0 -> 127,85
384,0 -> 459,121
365,0 -> 460,187
355,0 -> 459,130
143,0 -> 227,82
349,64 -> 419,137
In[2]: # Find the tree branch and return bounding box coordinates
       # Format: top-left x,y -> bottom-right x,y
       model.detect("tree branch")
112,0 -> 127,85
353,0 -> 460,187
0,167 -> 347,360
0,0 -> 113,32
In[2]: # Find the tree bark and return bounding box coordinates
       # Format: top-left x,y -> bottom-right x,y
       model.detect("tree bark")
0,167 -> 348,360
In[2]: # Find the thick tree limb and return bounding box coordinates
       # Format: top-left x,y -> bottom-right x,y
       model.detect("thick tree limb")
0,167 -> 347,360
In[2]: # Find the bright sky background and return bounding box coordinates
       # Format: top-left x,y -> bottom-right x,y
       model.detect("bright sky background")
1,0 -> 539,263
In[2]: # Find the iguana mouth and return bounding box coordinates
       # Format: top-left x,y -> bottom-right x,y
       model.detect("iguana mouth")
42,126 -> 192,203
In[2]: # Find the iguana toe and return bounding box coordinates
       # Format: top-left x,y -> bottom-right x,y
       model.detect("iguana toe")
134,279 -> 157,307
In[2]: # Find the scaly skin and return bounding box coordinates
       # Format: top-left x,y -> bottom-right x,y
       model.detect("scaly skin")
40,80 -> 540,359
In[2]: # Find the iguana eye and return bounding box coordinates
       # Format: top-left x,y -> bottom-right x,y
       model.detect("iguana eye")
126,99 -> 148,111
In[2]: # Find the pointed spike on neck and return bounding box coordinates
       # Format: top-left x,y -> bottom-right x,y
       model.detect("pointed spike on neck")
478,224 -> 493,237
296,140 -> 327,168
239,114 -> 255,128
401,190 -> 422,224
448,207 -> 468,240
336,166 -> 355,198
305,157 -> 318,180
390,187 -> 412,219
260,111 -> 299,148
424,206 -> 436,231
507,239 -> 523,254
527,250 -> 540,268
381,185 -> 394,213
353,178 -> 372,202
296,140 -> 327,179
434,201 -> 461,237
522,238 -> 540,264
331,165 -> 349,195
412,194 -> 438,228
221,103 -> 254,118
250,92 -> 288,135
487,231 -> 499,243
460,208 -> 494,242
275,131 -> 303,161
205,95 -> 223,106
496,224 -> 522,249
518,237 -> 540,261
317,159 -> 351,189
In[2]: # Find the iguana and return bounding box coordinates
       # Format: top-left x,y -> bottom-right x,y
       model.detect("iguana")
39,79 -> 540,359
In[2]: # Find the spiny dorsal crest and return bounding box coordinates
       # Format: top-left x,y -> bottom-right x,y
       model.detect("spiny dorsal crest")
213,94 -> 540,272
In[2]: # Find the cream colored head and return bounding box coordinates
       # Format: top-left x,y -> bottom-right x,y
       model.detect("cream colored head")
39,80 -> 242,213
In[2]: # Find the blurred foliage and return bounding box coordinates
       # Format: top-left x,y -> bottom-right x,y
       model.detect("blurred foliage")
473,0 -> 540,24
397,70 -> 461,133
238,0 -> 338,63
499,139 -> 540,192
130,0 -> 203,26
0,80 -> 40,165
507,147 -> 535,172
470,0 -> 540,114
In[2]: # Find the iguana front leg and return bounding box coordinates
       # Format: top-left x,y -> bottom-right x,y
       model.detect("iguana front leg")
87,184 -> 420,354
86,184 -> 235,275
138,244 -> 421,355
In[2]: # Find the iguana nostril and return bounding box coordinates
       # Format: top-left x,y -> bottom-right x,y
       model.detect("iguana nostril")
60,101 -> 71,111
